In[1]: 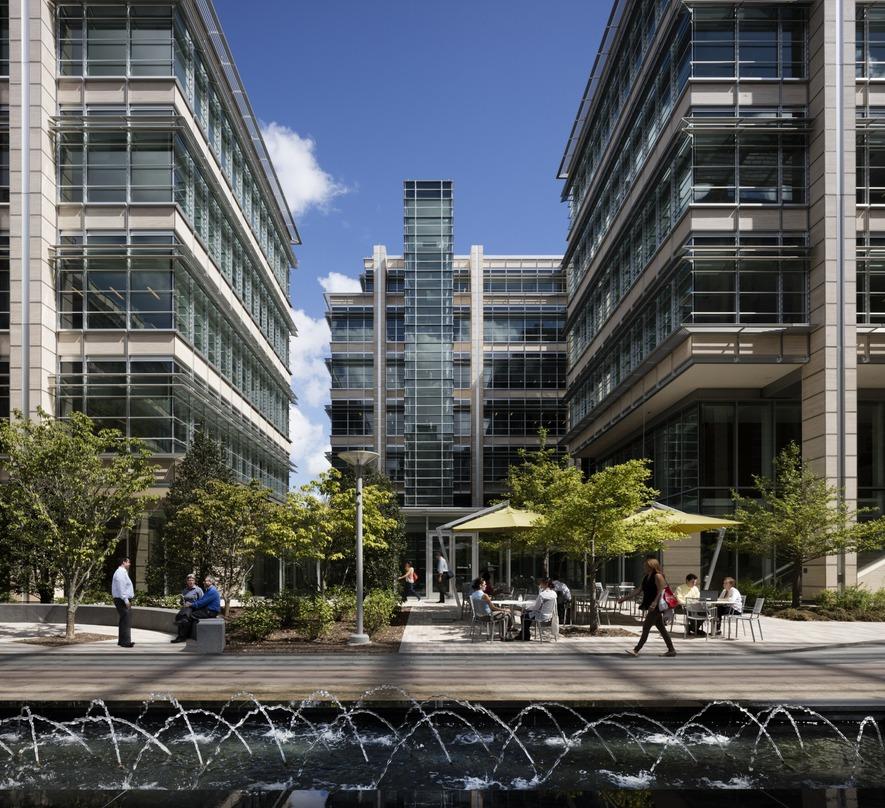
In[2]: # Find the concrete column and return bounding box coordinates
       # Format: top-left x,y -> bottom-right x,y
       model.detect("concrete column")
802,0 -> 858,597
470,245 -> 484,507
9,0 -> 58,417
373,245 -> 388,458
663,532 -> 702,588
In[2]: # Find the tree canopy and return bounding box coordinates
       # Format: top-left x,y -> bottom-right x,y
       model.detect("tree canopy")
731,443 -> 885,607
0,410 -> 155,638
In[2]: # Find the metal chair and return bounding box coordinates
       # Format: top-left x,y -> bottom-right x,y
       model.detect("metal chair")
533,609 -> 559,643
459,583 -> 474,620
468,596 -> 506,642
683,598 -> 713,640
727,596 -> 764,641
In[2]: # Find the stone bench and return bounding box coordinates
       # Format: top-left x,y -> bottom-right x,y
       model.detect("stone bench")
0,603 -> 224,653
190,617 -> 225,654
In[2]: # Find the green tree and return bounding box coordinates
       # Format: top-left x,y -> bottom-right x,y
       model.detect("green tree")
273,468 -> 401,591
0,410 -> 155,638
169,479 -> 278,616
507,450 -> 680,633
505,430 -> 584,574
731,443 -> 885,608
152,429 -> 234,591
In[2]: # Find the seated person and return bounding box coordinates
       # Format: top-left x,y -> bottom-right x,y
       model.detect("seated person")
172,575 -> 221,643
469,578 -> 513,639
519,578 -> 558,640
551,576 -> 572,624
715,576 -> 742,635
480,570 -> 495,598
676,573 -> 704,636
174,573 -> 203,629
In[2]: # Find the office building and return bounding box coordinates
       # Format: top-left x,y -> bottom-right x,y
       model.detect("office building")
560,0 -> 885,592
326,180 -> 565,585
1,1 -> 297,575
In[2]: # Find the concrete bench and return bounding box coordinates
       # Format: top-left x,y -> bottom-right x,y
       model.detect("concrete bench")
0,603 -> 224,653
190,617 -> 225,654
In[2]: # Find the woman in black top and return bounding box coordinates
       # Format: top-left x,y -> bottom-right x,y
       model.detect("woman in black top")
618,558 -> 676,657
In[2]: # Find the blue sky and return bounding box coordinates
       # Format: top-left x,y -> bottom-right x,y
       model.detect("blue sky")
214,0 -> 607,486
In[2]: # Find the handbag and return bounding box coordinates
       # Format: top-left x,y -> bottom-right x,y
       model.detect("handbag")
658,581 -> 678,612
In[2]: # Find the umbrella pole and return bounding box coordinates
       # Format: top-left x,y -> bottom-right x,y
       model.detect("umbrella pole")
705,527 -> 726,591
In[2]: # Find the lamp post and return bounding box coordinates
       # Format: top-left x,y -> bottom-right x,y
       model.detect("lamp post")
339,450 -> 380,645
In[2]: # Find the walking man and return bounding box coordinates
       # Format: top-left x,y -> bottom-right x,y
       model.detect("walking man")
111,557 -> 135,648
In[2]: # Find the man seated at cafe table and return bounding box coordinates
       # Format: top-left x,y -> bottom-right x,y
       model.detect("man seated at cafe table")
518,577 -> 558,641
469,578 -> 515,639
714,577 -> 743,636
676,573 -> 704,636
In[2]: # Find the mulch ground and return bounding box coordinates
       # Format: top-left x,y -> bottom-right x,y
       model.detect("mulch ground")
560,625 -> 637,638
225,608 -> 409,654
17,633 -> 115,646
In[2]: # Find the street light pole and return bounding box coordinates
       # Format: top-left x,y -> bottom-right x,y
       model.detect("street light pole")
339,450 -> 379,646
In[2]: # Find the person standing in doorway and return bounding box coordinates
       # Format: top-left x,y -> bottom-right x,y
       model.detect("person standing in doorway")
619,558 -> 676,657
434,551 -> 450,603
111,557 -> 135,648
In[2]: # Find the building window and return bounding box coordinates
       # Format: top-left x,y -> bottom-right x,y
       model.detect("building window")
857,5 -> 885,79
329,357 -> 373,389
454,406 -> 471,437
329,401 -> 374,436
384,447 -> 404,483
386,404 -> 404,436
330,313 -> 373,342
0,235 -> 8,330
483,353 -> 566,390
386,314 -> 405,342
483,401 -> 566,437
692,7 -> 806,80
454,358 -> 471,388
483,313 -> 564,343
454,314 -> 471,341
386,357 -> 404,388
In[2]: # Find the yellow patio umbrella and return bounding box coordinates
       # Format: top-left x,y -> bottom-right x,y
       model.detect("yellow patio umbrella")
451,505 -> 542,533
624,504 -> 740,534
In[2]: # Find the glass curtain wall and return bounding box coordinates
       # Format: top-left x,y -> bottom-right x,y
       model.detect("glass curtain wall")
403,181 -> 454,507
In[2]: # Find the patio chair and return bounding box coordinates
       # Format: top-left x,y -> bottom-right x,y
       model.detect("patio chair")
468,596 -> 506,642
533,609 -> 559,643
459,583 -> 474,620
595,589 -> 612,626
683,598 -> 713,640
726,596 -> 764,641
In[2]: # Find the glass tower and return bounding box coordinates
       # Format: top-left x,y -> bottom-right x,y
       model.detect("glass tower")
403,180 -> 454,507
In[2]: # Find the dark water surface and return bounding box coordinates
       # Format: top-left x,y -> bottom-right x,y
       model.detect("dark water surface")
0,699 -> 882,801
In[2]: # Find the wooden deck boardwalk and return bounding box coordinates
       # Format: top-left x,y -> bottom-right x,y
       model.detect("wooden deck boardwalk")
2,642 -> 884,707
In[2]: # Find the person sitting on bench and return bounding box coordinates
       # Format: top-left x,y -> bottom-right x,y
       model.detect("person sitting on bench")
172,575 -> 220,643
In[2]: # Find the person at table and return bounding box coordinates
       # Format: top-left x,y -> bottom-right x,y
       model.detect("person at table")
469,578 -> 513,639
619,558 -> 677,657
397,561 -> 421,602
480,569 -> 495,598
519,577 -> 558,640
551,576 -> 572,624
675,573 -> 704,636
715,577 -> 743,635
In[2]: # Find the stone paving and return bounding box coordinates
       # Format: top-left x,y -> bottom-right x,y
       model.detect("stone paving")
0,622 -> 185,654
398,597 -> 885,654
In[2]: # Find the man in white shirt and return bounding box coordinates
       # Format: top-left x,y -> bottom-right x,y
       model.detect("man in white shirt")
519,578 -> 558,640
715,576 -> 742,636
111,557 -> 135,648
434,551 -> 450,603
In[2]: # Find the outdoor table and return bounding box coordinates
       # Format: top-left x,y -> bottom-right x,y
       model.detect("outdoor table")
705,600 -> 741,639
491,599 -> 527,624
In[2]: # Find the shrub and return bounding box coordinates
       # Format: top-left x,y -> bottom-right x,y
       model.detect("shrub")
738,581 -> 792,604
272,591 -> 301,629
78,587 -> 113,605
231,599 -> 279,642
363,589 -> 399,636
326,586 -> 357,622
816,586 -> 885,614
774,608 -> 824,621
294,595 -> 334,640
135,592 -> 182,609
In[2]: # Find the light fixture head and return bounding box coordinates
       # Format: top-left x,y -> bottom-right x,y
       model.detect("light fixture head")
339,450 -> 380,470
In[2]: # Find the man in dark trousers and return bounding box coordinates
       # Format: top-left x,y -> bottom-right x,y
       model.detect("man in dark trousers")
171,575 -> 221,642
111,557 -> 135,648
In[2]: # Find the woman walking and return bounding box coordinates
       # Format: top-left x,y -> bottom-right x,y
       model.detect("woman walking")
618,558 -> 677,657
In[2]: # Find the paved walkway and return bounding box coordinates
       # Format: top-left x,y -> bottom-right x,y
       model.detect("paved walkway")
399,598 -> 885,654
0,621 -> 184,652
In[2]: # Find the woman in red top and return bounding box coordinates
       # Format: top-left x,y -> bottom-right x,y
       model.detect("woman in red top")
397,561 -> 421,602
619,558 -> 677,657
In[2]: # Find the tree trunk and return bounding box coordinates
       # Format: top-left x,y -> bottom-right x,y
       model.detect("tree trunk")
587,567 -> 599,634
65,584 -> 77,640
792,563 -> 803,609
223,593 -> 230,618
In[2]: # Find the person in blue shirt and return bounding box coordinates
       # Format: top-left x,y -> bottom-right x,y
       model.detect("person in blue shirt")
171,575 -> 221,643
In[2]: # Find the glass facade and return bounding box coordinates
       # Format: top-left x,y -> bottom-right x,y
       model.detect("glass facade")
403,180 -> 454,507
55,358 -> 288,495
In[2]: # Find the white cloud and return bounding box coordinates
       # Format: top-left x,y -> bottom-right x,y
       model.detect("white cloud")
261,122 -> 348,217
289,404 -> 330,479
318,272 -> 361,294
290,309 -> 331,409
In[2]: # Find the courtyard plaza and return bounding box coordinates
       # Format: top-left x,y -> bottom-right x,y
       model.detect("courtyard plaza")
0,601 -> 883,706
